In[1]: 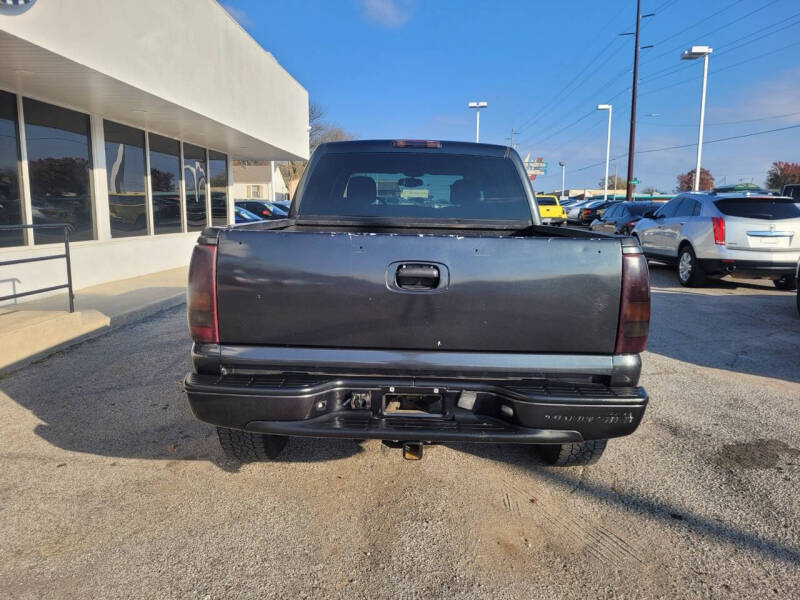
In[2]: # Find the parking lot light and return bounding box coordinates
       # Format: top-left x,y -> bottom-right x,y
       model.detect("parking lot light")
681,46 -> 713,191
468,101 -> 488,143
597,104 -> 613,201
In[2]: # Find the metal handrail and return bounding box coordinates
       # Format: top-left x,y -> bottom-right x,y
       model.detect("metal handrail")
0,224 -> 75,312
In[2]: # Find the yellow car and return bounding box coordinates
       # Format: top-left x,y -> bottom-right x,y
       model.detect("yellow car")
536,195 -> 567,226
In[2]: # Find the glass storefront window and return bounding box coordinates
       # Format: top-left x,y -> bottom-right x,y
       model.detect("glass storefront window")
209,150 -> 228,226
148,133 -> 182,234
0,90 -> 23,248
183,143 -> 207,231
104,120 -> 146,238
24,98 -> 93,245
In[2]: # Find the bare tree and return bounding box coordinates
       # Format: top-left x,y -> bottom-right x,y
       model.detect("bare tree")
598,174 -> 629,191
279,102 -> 355,186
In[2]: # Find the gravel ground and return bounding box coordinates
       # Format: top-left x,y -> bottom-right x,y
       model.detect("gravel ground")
0,263 -> 798,599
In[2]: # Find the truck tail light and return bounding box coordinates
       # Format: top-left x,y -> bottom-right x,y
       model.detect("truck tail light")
615,251 -> 650,354
187,244 -> 218,343
712,217 -> 725,245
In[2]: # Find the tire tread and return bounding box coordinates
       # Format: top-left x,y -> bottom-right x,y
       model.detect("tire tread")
537,439 -> 607,467
216,427 -> 287,462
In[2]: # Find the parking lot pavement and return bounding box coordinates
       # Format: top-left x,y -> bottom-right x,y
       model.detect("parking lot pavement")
0,265 -> 798,599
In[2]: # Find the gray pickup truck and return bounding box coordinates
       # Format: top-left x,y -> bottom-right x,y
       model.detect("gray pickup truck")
183,140 -> 650,466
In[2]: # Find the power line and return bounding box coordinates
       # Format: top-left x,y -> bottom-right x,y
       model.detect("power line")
527,29 -> 800,163
641,9 -> 800,84
638,38 -> 800,97
649,0 -> 679,14
516,39 -> 627,134
513,1 -> 630,133
639,110 -> 800,128
572,123 -> 800,173
640,0 -> 750,65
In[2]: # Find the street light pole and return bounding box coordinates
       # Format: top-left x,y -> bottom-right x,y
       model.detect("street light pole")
597,104 -> 612,201
468,101 -> 487,142
559,161 -> 566,200
681,46 -> 713,191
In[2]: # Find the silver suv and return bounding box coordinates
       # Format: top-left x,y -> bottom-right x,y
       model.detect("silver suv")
632,191 -> 800,288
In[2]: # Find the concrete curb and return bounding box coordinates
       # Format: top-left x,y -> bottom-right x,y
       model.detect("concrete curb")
0,292 -> 186,377
106,292 -> 186,328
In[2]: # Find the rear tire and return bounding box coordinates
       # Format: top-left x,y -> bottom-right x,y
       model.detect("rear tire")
535,439 -> 607,467
677,245 -> 705,287
216,427 -> 288,462
773,275 -> 797,290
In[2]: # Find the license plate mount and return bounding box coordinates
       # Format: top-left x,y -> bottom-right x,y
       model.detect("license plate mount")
382,393 -> 444,418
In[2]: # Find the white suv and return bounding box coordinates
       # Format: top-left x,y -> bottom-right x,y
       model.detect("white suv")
632,191 -> 800,288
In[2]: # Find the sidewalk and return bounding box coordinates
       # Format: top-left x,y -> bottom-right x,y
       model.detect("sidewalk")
0,267 -> 187,374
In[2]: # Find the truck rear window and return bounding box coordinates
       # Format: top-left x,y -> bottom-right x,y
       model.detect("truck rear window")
537,197 -> 557,206
714,197 -> 800,220
298,152 -> 531,221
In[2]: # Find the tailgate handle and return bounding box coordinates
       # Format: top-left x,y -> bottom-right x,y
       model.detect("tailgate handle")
396,263 -> 440,290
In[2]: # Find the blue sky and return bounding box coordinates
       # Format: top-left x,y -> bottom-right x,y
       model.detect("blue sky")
222,0 -> 800,192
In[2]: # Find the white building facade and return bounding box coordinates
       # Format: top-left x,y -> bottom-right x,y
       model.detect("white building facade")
0,0 -> 308,302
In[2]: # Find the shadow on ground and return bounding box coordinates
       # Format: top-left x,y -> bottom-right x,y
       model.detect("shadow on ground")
646,264 -> 800,382
448,441 -> 800,566
0,306 -> 363,471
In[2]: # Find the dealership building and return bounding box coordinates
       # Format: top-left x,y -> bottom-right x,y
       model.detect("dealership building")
0,0 -> 308,303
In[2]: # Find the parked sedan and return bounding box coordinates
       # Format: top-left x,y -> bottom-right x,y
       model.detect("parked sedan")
566,199 -> 596,223
633,191 -> 800,288
236,200 -> 289,220
578,199 -> 620,225
235,205 -> 263,223
272,200 -> 292,214
590,201 -> 660,235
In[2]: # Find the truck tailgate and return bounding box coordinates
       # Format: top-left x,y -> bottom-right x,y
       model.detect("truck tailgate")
216,229 -> 622,354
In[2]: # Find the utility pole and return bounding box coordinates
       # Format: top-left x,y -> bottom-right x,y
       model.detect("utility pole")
620,4 -> 655,200
624,0 -> 642,201
506,128 -> 519,149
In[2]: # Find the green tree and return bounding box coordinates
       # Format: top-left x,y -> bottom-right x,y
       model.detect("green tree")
765,161 -> 800,190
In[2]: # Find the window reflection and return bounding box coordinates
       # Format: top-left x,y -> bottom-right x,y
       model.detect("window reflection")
104,120 -> 146,238
149,133 -> 182,234
183,143 -> 207,231
209,150 -> 228,226
24,98 -> 94,244
0,90 -> 23,247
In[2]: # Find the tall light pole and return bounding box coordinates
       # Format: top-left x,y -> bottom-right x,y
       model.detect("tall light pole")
468,101 -> 487,142
597,104 -> 612,201
681,46 -> 713,191
559,161 -> 566,200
